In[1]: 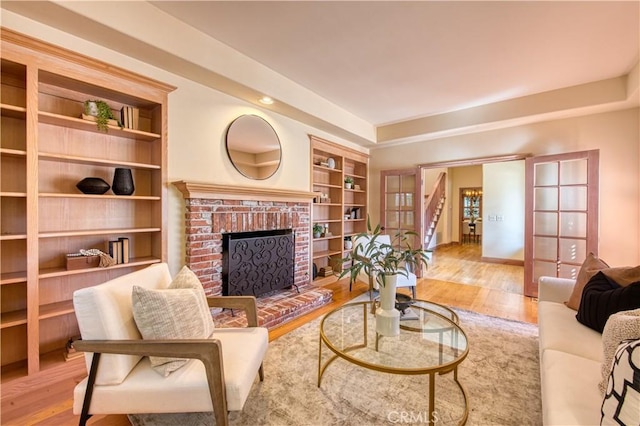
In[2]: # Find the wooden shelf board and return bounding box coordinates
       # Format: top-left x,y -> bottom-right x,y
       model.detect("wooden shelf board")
312,183 -> 342,189
0,234 -> 27,241
38,111 -> 160,141
0,103 -> 26,118
1,271 -> 27,285
313,219 -> 342,223
0,147 -> 27,157
38,152 -> 161,170
39,257 -> 160,279
0,192 -> 27,197
39,193 -> 161,201
344,189 -> 366,193
39,300 -> 74,320
312,249 -> 343,260
0,309 -> 27,328
39,227 -> 161,238
344,203 -> 366,207
344,172 -> 366,179
313,164 -> 342,173
345,218 -> 366,222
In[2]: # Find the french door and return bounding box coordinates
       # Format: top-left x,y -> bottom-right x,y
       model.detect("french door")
524,150 -> 599,297
380,168 -> 423,276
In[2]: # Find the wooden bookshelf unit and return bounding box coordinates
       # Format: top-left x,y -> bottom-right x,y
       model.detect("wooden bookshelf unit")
309,136 -> 369,280
0,29 -> 174,386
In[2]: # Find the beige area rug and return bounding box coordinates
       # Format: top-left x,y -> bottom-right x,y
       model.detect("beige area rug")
129,306 -> 541,426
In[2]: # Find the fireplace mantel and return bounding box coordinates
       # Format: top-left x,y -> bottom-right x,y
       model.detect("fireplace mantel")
173,181 -> 317,202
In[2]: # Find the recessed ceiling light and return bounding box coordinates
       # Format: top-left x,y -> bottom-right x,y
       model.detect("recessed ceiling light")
258,96 -> 274,105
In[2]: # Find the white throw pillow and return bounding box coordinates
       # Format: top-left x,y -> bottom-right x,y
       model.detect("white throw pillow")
132,266 -> 214,376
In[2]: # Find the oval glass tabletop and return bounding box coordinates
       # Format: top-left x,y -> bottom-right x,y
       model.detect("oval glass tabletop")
319,300 -> 468,373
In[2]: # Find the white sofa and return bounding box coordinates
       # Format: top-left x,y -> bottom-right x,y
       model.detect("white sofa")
538,276 -> 604,425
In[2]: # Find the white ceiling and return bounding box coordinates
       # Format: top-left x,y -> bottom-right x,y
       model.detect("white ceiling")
151,1 -> 640,126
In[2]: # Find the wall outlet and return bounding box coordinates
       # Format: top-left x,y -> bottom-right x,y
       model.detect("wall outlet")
496,215 -> 504,221
488,215 -> 497,221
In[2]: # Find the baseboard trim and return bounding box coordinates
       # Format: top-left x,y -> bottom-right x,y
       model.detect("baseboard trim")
481,256 -> 524,266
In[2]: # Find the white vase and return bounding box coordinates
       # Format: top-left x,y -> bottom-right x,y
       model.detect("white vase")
376,273 -> 400,336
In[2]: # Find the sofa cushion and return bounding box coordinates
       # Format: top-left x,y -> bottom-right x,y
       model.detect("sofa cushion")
566,254 -> 640,311
576,272 -> 640,332
600,339 -> 640,426
73,327 -> 269,414
541,349 -> 603,426
600,309 -> 640,393
132,268 -> 215,376
538,300 -> 603,362
73,263 -> 173,385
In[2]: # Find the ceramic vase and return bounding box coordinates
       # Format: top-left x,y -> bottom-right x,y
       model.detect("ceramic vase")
376,273 -> 400,336
112,168 -> 135,195
76,177 -> 110,195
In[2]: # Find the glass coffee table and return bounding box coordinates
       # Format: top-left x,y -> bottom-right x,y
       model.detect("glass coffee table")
318,300 -> 468,426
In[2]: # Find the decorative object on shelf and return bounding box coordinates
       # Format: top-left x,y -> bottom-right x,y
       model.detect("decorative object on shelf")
344,176 -> 354,189
339,217 -> 429,337
326,157 -> 336,169
83,100 -> 121,132
312,263 -> 318,280
354,184 -> 361,190
313,223 -> 323,238
66,248 -> 116,270
112,167 -> 135,195
350,208 -> 361,220
344,236 -> 353,250
76,177 -> 110,195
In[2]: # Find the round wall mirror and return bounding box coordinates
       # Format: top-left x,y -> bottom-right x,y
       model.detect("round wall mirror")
225,115 -> 282,180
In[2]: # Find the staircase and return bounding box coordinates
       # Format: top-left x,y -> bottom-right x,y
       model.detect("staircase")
424,172 -> 447,249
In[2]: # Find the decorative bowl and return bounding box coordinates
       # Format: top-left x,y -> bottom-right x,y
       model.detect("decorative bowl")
76,177 -> 110,195
395,293 -> 414,313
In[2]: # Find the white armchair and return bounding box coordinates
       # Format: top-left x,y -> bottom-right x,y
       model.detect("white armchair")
71,263 -> 268,426
349,234 -> 418,299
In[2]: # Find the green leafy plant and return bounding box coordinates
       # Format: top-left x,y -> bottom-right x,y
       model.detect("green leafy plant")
339,216 -> 429,288
84,100 -> 121,132
313,223 -> 324,236
344,176 -> 354,185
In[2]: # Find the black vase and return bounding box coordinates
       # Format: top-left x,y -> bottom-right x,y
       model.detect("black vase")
112,168 -> 135,195
76,177 -> 110,195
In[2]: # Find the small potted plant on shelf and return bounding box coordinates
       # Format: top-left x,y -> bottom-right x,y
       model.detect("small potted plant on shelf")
344,176 -> 354,189
313,223 -> 324,239
339,217 -> 429,336
83,100 -> 121,132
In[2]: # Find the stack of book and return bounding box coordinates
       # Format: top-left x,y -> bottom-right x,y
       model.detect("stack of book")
64,336 -> 84,362
319,266 -> 333,277
120,106 -> 140,130
108,237 -> 130,264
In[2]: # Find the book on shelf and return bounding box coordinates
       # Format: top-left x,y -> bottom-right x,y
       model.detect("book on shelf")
119,237 -> 130,264
108,240 -> 122,264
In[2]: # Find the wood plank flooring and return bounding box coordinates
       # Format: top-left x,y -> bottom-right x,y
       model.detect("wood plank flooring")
1,244 -> 537,425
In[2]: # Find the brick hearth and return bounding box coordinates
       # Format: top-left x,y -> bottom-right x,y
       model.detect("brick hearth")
173,181 -> 334,329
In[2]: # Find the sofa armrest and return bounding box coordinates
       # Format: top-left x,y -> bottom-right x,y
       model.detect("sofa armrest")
207,296 -> 259,327
538,276 -> 576,303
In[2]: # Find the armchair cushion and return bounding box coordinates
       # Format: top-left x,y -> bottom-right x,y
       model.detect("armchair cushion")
73,263 -> 172,385
132,284 -> 215,376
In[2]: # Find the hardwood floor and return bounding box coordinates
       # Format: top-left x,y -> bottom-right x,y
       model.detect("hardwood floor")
1,245 -> 537,425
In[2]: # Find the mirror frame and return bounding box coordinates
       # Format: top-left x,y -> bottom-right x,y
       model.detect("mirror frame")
225,114 -> 282,180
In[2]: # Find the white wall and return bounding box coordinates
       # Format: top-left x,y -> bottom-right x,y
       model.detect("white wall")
482,161 -> 525,261
370,108 -> 640,266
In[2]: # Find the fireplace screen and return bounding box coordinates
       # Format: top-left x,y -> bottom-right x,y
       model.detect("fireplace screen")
222,229 -> 296,297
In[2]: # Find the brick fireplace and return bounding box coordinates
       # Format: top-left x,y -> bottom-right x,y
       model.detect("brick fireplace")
173,181 -> 333,328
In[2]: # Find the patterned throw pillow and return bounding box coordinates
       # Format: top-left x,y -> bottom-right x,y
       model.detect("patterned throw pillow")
601,339 -> 640,426
132,266 -> 215,376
